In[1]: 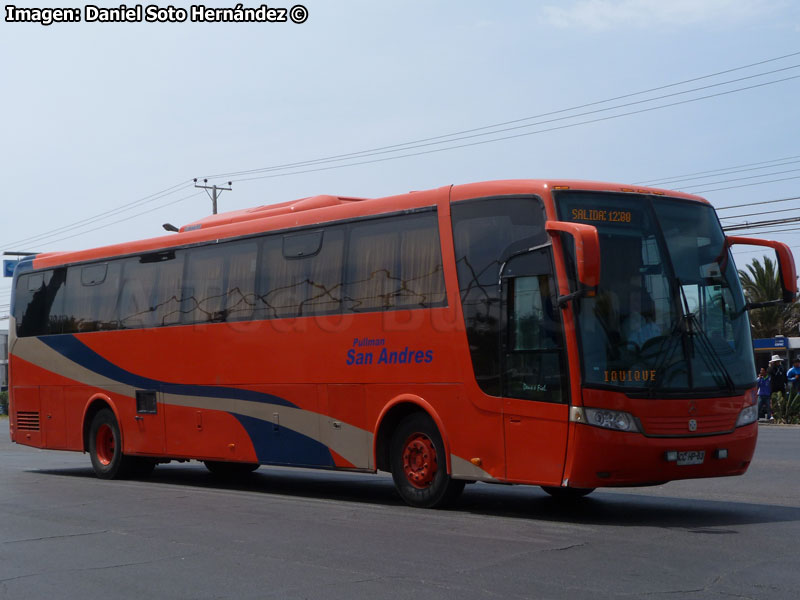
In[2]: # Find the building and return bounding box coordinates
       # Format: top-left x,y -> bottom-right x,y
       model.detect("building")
753,336 -> 800,371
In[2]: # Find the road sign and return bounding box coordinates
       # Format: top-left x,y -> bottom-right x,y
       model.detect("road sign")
3,260 -> 18,278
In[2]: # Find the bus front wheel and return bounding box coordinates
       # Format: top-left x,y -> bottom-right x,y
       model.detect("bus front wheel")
389,413 -> 465,508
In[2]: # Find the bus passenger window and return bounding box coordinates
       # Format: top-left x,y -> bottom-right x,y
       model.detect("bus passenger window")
183,247 -> 226,323
16,269 -> 67,337
226,243 -> 258,322
344,212 -> 445,312
62,263 -> 122,333
181,240 -> 257,324
154,253 -> 184,326
15,272 -> 50,337
118,261 -> 156,329
258,228 -> 344,318
118,253 -> 183,329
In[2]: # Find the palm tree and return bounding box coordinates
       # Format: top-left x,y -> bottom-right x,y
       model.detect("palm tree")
738,256 -> 798,338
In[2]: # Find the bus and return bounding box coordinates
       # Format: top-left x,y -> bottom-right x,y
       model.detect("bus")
8,180 -> 797,508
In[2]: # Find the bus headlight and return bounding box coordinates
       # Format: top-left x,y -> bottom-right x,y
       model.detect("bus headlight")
575,407 -> 641,433
736,403 -> 758,427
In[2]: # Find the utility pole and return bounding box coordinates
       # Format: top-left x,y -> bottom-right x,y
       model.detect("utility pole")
193,178 -> 232,215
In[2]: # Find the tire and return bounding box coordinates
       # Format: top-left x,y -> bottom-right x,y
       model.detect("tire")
541,486 -> 595,500
88,408 -> 137,479
390,413 -> 465,508
204,461 -> 260,477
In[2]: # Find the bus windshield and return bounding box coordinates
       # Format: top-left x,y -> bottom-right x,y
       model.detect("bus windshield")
557,191 -> 755,394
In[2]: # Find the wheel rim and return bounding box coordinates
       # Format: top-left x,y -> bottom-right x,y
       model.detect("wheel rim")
95,424 -> 115,466
402,433 -> 438,489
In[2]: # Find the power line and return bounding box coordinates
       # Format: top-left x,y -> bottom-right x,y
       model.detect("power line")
679,169 -> 800,194
202,51 -> 800,181
228,75 -> 800,185
730,225 -> 800,235
21,191 -> 204,251
734,245 -> 800,256
635,155 -> 800,186
719,206 -> 799,221
0,180 -> 194,251
714,195 -> 800,211
684,174 -> 800,194
2,54 -> 799,253
212,67 -> 800,184
678,167 -> 800,192
723,216 -> 800,232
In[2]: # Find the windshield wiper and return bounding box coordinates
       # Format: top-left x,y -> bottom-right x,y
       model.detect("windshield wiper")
647,315 -> 685,397
677,282 -> 736,394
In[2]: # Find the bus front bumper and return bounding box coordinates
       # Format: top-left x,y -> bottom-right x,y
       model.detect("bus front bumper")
564,422 -> 757,489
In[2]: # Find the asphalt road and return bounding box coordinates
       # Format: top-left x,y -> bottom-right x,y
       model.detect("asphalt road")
1,420 -> 799,600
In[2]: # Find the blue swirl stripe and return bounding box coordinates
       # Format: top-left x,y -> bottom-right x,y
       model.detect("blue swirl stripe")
39,334 -> 297,408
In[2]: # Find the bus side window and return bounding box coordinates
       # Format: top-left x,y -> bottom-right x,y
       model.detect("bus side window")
155,252 -> 184,326
116,252 -> 184,329
17,269 -> 67,337
62,263 -> 121,333
118,272 -> 152,329
346,220 -> 401,312
501,249 -> 566,403
451,196 -> 549,397
182,246 -> 226,324
503,274 -> 565,403
118,258 -> 156,329
180,240 -> 257,325
15,272 -> 48,337
398,215 -> 446,308
259,228 -> 344,318
344,212 -> 445,312
226,241 -> 258,322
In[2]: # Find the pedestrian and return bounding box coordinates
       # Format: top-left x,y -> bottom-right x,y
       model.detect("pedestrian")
757,367 -> 772,420
787,357 -> 800,396
769,355 -> 787,421
768,355 -> 787,396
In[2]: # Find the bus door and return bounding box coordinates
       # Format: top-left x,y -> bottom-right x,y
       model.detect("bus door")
500,246 -> 570,484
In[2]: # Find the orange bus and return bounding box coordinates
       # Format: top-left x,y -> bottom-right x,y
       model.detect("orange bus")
8,180 -> 797,507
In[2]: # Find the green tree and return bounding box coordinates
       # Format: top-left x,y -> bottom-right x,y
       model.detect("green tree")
738,255 -> 798,339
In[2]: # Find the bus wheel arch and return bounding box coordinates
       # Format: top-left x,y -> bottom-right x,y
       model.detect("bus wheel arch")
374,395 -> 452,474
387,411 -> 465,508
374,396 -> 464,508
82,394 -> 121,453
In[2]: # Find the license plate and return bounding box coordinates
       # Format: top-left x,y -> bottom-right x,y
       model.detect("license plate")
677,450 -> 705,466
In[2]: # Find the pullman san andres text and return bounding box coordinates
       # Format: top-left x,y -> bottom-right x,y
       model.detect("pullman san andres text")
347,337 -> 434,366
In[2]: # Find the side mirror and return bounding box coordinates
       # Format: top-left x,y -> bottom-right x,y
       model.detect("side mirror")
727,236 -> 797,303
545,221 -> 600,291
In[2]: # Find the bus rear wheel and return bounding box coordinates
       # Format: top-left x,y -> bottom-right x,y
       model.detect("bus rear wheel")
204,461 -> 260,477
390,413 -> 465,508
89,408 -> 145,479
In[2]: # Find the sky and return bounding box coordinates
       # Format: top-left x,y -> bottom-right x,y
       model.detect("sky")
1,0 -> 799,324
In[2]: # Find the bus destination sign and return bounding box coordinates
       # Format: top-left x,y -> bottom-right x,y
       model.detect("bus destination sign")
570,208 -> 633,224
